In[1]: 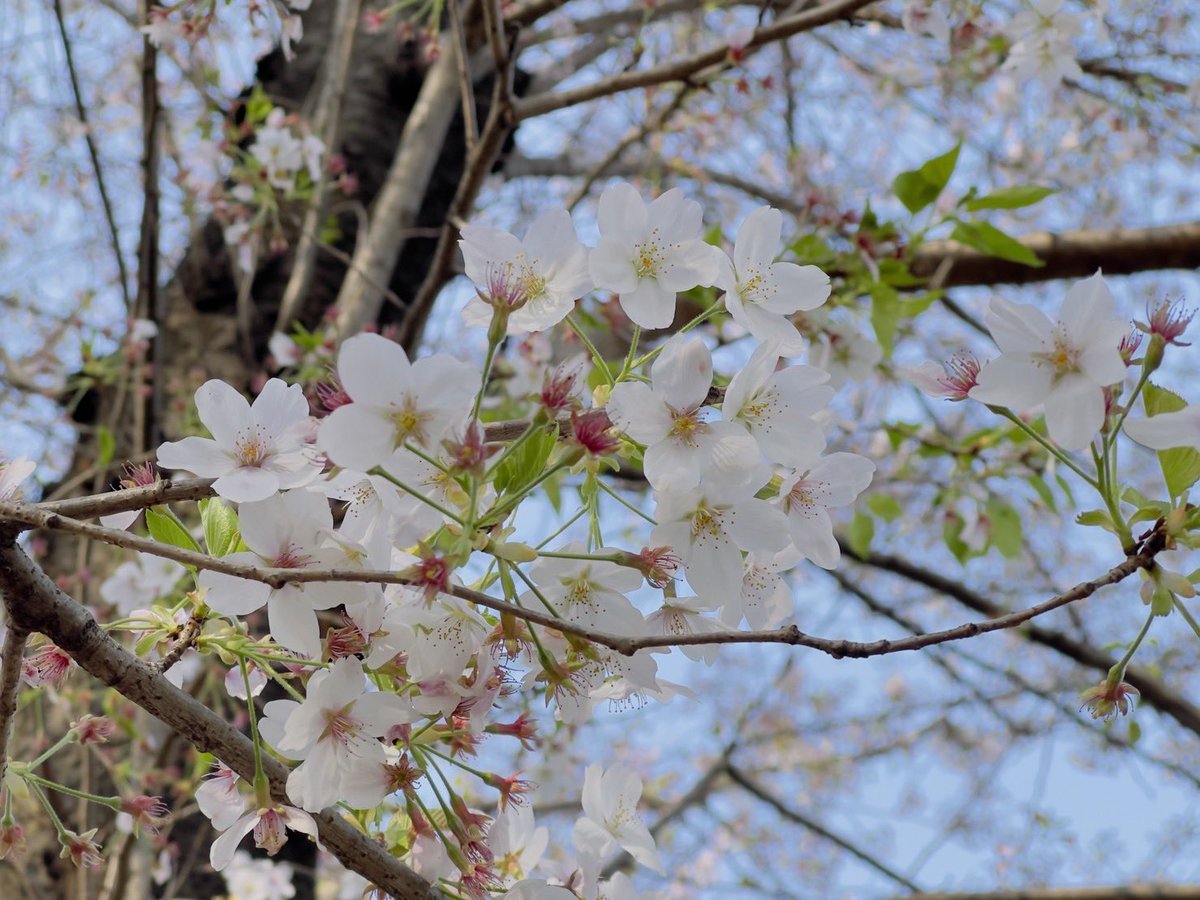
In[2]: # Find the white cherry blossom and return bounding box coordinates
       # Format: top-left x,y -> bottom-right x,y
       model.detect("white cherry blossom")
99,553 -> 185,615
318,333 -> 478,471
156,378 -> 319,503
526,544 -> 645,634
588,182 -> 720,328
607,334 -> 758,492
968,272 -> 1128,450
0,457 -> 35,501
210,802 -> 317,871
196,764 -> 246,832
723,547 -> 802,630
715,206 -> 830,354
776,452 -> 876,569
645,596 -> 724,664
572,763 -> 662,873
722,342 -> 833,469
1124,405 -> 1200,452
460,208 -> 593,333
276,658 -> 414,812
652,481 -> 790,602
198,490 -> 356,660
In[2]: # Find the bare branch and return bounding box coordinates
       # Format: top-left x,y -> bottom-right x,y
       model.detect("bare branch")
513,0 -> 879,120
725,762 -> 923,893
52,0 -> 132,310
0,542 -> 437,899
0,500 -> 1164,661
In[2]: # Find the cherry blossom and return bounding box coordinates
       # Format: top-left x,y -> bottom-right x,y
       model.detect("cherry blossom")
197,764 -> 246,832
318,333 -> 478,471
1124,405 -> 1200,452
808,318 -> 883,388
198,490 -> 355,660
722,342 -> 833,468
903,352 -> 982,401
725,547 -> 803,629
274,658 -> 414,812
607,334 -> 758,492
776,452 -> 876,569
490,803 -> 549,886
645,596 -> 724,664
588,182 -> 720,328
0,457 -> 35,501
968,272 -> 1128,450
99,553 -> 185,616
460,208 -> 593,334
223,851 -> 296,900
572,763 -> 662,873
156,378 -> 319,503
652,481 -> 790,602
526,544 -> 645,634
715,206 -> 830,355
209,802 -> 318,871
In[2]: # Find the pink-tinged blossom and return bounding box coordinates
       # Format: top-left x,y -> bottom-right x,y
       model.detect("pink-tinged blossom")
903,352 -> 981,401
0,457 -> 35,501
224,661 -> 267,699
588,182 -> 721,328
73,714 -> 116,746
460,209 -> 593,334
722,342 -> 833,468
651,481 -> 789,604
969,273 -> 1128,450
1143,297 -> 1194,346
60,829 -> 103,869
99,461 -> 159,530
198,490 -> 355,660
715,206 -> 830,355
490,803 -> 549,886
776,452 -> 876,569
1125,404 -> 1200,453
210,803 -> 318,871
156,378 -> 320,503
197,764 -> 246,832
572,763 -> 662,874
607,334 -> 759,492
22,644 -> 74,690
317,333 -> 478,471
276,658 -> 415,812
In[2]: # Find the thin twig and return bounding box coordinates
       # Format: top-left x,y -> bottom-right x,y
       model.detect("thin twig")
52,0 -> 132,310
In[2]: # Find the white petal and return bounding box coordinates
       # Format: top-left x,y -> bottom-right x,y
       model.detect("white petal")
1043,375 -> 1104,451
588,238 -> 639,294
194,380 -> 254,448
268,591 -> 322,660
651,334 -> 712,410
734,206 -> 782,274
606,382 -> 671,444
318,404 -> 397,472
985,298 -> 1054,354
1124,407 -> 1200,451
209,812 -> 258,871
968,355 -> 1053,410
597,181 -> 646,238
337,333 -> 410,408
156,436 -> 234,478
619,278 -> 677,329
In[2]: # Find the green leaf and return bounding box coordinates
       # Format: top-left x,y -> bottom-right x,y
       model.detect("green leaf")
892,143 -> 961,214
790,234 -> 835,266
867,494 -> 902,523
493,428 -> 557,496
848,511 -> 875,558
1076,509 -> 1116,533
986,498 -> 1023,558
949,220 -> 1044,267
199,498 -> 241,558
1026,474 -> 1057,512
1128,719 -> 1141,746
96,426 -> 116,468
962,185 -> 1056,211
145,507 -> 201,557
1142,383 -> 1200,499
943,515 -> 970,564
868,283 -> 901,357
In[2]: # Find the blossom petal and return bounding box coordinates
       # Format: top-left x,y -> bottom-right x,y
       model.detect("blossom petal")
733,206 -> 782,274
1043,374 -> 1104,451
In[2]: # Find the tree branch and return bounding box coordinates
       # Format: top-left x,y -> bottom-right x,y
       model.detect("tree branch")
0,625 -> 29,790
0,541 -> 437,899
513,0 -> 879,120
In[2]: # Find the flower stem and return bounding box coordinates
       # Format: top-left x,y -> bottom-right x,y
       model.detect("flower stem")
566,314 -> 613,385
1107,609 -> 1155,685
372,467 -> 465,525
992,407 -> 1099,489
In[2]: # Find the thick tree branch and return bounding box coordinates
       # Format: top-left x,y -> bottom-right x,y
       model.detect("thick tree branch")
0,541 -> 437,899
907,221 -> 1200,288
0,625 -> 29,789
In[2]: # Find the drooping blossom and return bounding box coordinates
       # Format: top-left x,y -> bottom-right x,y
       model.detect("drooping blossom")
460,209 -> 593,334
715,206 -> 830,354
571,763 -> 662,873
156,378 -> 319,503
197,764 -> 246,832
607,334 -> 759,492
969,273 -> 1128,450
318,333 -> 478,471
588,182 -> 721,328
209,802 -> 318,871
